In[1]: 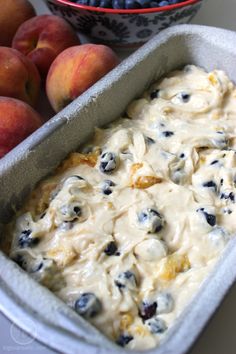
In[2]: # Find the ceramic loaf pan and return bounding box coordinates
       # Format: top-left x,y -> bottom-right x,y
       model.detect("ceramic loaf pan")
0,24 -> 236,354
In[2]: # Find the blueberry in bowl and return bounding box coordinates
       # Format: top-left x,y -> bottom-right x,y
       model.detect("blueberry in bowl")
74,292 -> 102,318
71,0 -> 189,9
45,0 -> 204,47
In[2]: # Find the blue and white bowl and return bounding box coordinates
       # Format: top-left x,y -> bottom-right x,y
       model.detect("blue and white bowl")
45,0 -> 204,47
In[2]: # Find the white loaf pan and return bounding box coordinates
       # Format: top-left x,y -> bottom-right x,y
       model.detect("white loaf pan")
0,24 -> 236,354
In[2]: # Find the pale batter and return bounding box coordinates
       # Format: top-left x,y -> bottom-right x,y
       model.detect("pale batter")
6,65 -> 236,350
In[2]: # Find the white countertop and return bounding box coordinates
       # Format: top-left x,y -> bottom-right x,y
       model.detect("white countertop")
1,0 -> 236,353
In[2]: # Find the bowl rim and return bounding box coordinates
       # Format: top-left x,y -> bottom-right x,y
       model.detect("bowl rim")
52,0 -> 202,14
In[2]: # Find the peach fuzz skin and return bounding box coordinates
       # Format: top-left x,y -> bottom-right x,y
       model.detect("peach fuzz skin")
0,47 -> 41,107
46,44 -> 120,112
12,15 -> 80,78
0,0 -> 36,47
0,97 -> 42,158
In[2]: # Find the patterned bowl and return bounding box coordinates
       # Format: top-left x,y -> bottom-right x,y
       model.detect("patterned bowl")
45,0 -> 204,47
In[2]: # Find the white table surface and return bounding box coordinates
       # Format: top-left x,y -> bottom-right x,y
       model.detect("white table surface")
1,0 -> 236,353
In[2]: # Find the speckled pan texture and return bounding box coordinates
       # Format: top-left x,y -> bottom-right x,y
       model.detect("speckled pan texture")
0,24 -> 236,354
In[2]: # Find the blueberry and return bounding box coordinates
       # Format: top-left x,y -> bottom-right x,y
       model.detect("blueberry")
210,160 -> 219,165
99,152 -> 118,173
104,241 -> 118,256
220,192 -> 226,200
171,168 -> 185,185
59,220 -> 75,231
139,301 -> 157,320
74,0 -> 176,9
150,1 -> 160,6
211,133 -> 229,148
158,1 -> 170,6
136,0 -> 151,7
14,254 -> 43,273
146,317 -> 167,334
60,203 -> 82,221
31,261 -> 44,272
208,226 -> 229,245
76,0 -> 90,4
89,0 -> 100,5
125,0 -> 141,9
14,254 -> 28,270
32,258 -> 58,279
14,254 -> 46,274
112,0 -> 125,8
162,131 -> 174,137
64,175 -> 84,184
197,208 -> 216,227
101,179 -> 116,195
74,206 -> 81,215
205,213 -> 216,227
75,293 -> 102,318
145,136 -> 156,145
223,208 -> 232,214
115,271 -> 137,290
156,293 -> 174,314
99,0 -> 112,7
202,181 -> 217,192
213,137 -> 228,149
228,192 -> 234,202
138,208 -> 164,233
220,192 -> 235,202
27,258 -> 44,273
178,92 -> 190,102
116,334 -> 133,347
150,89 -> 160,100
18,230 -> 39,248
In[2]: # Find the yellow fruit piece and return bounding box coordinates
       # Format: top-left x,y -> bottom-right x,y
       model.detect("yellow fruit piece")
120,313 -> 133,331
37,182 -> 57,213
208,73 -> 218,86
26,181 -> 57,215
212,112 -> 220,120
134,325 -> 149,337
107,202 -> 115,210
131,162 -> 143,175
132,175 -> 162,189
130,163 -> 162,189
47,248 -> 59,257
47,247 -> 77,267
199,155 -> 206,166
129,162 -> 142,186
162,106 -> 173,114
159,254 -> 190,281
57,151 -> 99,173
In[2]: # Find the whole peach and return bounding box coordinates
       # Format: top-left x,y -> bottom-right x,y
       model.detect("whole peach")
0,47 -> 41,107
46,44 -> 119,112
0,97 -> 42,158
0,0 -> 36,47
12,15 -> 80,78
